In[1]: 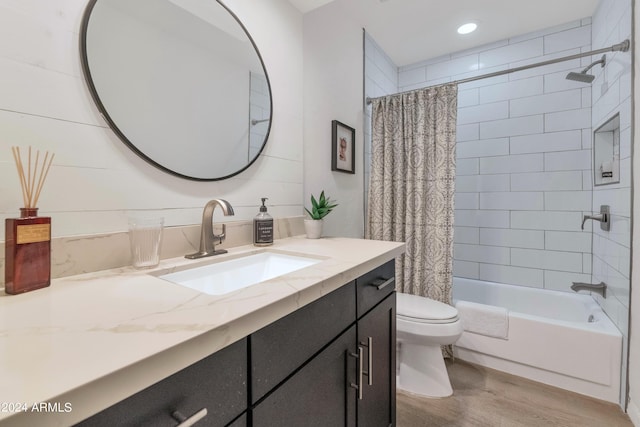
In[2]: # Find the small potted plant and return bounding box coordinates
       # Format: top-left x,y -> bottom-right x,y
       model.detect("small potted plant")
304,191 -> 337,239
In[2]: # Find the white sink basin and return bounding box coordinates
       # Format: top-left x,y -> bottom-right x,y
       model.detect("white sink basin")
157,251 -> 322,296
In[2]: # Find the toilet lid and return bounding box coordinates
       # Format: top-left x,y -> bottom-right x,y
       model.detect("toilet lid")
397,292 -> 458,322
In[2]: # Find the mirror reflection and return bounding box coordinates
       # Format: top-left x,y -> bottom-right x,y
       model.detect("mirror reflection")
81,0 -> 272,180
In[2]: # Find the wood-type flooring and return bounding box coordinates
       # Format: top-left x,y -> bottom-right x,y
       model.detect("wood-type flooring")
397,359 -> 632,427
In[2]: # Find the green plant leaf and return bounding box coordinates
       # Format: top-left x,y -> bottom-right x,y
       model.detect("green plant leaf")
306,190 -> 338,220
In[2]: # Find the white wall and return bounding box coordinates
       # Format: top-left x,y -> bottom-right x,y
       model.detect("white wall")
303,1 -> 365,238
0,0 -> 303,248
363,32 -> 398,220
629,1 -> 640,423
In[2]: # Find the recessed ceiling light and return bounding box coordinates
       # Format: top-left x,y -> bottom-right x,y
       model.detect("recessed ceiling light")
457,22 -> 478,35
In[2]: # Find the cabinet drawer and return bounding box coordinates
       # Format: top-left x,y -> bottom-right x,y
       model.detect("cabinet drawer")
251,281 -> 356,403
76,338 -> 247,427
356,260 -> 395,318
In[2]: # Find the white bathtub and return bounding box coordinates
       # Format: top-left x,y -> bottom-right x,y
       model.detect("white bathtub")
452,277 -> 623,404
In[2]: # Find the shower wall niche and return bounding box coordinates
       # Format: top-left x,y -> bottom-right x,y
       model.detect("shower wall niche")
593,113 -> 620,186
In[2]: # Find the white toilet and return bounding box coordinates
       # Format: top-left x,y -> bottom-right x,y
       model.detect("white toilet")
396,292 -> 463,398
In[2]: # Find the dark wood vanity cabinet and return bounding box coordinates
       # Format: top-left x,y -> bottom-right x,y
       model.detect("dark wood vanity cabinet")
251,259 -> 396,427
75,260 -> 396,427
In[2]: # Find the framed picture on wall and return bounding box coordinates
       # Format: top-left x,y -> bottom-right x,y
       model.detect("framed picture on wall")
331,120 -> 355,174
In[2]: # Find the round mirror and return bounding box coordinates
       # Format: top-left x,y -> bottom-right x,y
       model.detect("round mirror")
80,0 -> 272,181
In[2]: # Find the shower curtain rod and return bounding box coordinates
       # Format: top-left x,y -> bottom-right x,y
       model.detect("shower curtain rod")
365,39 -> 630,105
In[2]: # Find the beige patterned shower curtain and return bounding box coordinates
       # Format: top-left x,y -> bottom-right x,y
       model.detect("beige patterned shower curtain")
367,83 -> 457,304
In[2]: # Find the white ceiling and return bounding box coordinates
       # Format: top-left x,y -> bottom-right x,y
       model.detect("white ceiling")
291,0 -> 600,66
288,0 -> 336,13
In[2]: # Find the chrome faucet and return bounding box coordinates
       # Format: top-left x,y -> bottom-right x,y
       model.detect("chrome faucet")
581,205 -> 610,231
571,281 -> 607,298
185,199 -> 235,259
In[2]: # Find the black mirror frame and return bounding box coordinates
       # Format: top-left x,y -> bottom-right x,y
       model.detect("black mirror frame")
79,0 -> 273,181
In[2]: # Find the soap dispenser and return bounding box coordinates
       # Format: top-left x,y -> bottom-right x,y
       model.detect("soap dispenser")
254,198 -> 273,246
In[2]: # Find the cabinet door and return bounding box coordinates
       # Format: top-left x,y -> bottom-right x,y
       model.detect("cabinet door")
252,326 -> 358,427
75,338 -> 247,427
357,293 -> 396,427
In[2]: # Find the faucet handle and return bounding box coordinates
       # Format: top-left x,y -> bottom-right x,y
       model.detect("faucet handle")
213,224 -> 227,245
581,215 -> 589,230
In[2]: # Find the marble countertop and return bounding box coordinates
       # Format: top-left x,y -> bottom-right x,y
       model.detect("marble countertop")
0,236 -> 404,426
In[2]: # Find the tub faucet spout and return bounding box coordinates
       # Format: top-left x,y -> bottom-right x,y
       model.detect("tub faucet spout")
570,281 -> 607,298
185,199 -> 235,259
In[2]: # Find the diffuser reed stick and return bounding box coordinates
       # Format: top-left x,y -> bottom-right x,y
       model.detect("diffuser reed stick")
11,146 -> 55,209
6,146 -> 55,294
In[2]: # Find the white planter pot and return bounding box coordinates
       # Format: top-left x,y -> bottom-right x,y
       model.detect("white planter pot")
304,219 -> 323,239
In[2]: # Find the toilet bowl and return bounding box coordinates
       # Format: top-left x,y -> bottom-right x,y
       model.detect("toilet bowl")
396,292 -> 463,398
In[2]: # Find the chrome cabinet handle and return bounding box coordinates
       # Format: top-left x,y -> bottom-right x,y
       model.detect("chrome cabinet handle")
172,408 -> 208,427
360,337 -> 373,386
349,347 -> 364,400
370,277 -> 395,290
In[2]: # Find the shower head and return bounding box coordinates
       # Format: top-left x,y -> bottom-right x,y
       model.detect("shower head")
565,71 -> 596,83
565,55 -> 606,84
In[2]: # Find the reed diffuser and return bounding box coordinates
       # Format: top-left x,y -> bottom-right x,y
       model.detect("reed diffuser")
5,146 -> 55,295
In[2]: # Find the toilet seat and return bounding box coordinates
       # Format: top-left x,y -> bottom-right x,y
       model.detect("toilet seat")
397,293 -> 458,324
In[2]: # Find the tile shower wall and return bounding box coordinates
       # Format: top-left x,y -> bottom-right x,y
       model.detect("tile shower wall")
590,0 -> 632,405
591,0 -> 632,338
396,20 -> 595,291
